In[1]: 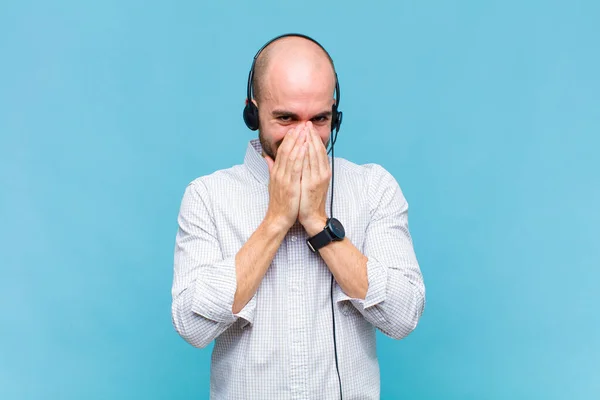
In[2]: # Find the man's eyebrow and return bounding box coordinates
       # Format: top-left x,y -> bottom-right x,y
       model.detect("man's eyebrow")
271,110 -> 300,118
312,111 -> 333,118
271,110 -> 333,118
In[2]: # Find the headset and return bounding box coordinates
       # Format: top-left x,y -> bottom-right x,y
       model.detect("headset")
243,33 -> 343,147
243,33 -> 344,400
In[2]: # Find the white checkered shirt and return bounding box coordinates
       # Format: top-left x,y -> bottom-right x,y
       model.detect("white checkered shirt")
171,139 -> 425,400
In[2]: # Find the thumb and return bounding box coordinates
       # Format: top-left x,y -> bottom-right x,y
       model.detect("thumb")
264,155 -> 274,173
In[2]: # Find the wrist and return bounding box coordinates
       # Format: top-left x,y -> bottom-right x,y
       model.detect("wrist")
263,213 -> 293,237
302,216 -> 328,237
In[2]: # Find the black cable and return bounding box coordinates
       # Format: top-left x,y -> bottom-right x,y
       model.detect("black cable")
328,132 -> 336,217
328,136 -> 343,400
330,275 -> 343,400
244,33 -> 344,400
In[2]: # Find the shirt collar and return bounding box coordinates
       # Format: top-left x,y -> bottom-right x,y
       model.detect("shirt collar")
244,138 -> 270,185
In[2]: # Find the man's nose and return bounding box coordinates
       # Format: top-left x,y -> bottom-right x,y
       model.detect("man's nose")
292,121 -> 307,130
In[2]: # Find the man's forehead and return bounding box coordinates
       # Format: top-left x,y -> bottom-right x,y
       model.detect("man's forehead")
262,58 -> 335,103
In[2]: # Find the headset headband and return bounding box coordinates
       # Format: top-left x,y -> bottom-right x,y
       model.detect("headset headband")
243,33 -> 343,143
246,33 -> 341,113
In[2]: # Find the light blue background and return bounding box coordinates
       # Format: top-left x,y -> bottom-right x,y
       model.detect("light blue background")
1,1 -> 598,399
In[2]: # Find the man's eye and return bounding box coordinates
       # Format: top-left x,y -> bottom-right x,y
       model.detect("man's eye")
312,116 -> 327,123
278,116 -> 292,122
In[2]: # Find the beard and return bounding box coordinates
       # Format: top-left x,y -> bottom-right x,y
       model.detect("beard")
258,129 -> 277,160
258,129 -> 331,161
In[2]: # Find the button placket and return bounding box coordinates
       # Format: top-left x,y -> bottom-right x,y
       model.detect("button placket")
287,224 -> 307,399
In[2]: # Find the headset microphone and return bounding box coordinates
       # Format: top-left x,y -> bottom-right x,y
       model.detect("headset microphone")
243,33 -> 344,400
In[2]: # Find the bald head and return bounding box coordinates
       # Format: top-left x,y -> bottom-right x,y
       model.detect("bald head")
252,36 -> 336,103
252,36 -> 338,161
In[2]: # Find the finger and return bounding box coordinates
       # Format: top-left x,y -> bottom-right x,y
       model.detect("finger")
301,141 -> 310,181
264,155 -> 274,173
307,121 -> 328,158
285,125 -> 308,178
307,128 -> 320,177
309,126 -> 329,173
276,126 -> 299,163
271,127 -> 293,174
293,142 -> 307,182
277,124 -> 304,176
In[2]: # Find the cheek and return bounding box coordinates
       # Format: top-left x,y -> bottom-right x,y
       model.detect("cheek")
265,126 -> 289,152
317,128 -> 330,145
273,129 -> 289,147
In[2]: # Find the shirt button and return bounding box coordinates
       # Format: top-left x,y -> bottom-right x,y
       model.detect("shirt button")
291,236 -> 297,242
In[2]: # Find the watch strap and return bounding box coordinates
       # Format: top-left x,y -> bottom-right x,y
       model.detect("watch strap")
306,228 -> 334,253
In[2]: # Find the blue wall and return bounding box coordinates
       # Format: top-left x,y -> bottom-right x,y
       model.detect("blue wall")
1,1 -> 598,399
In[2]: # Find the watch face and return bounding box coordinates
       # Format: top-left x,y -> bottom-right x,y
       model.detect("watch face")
328,218 -> 345,239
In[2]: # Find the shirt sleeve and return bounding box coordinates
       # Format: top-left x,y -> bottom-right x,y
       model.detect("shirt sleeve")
171,179 -> 256,349
334,164 -> 426,340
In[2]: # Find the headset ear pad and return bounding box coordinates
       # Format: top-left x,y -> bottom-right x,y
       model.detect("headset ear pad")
331,105 -> 342,133
243,100 -> 260,131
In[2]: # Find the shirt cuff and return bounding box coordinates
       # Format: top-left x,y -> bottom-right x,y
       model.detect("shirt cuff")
191,255 -> 257,328
334,257 -> 388,312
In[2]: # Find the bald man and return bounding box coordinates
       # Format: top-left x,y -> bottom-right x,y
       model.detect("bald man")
171,35 -> 425,400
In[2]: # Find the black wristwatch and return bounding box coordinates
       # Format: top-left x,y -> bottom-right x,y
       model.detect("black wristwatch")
306,218 -> 345,253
